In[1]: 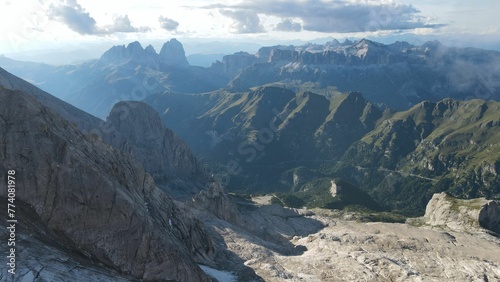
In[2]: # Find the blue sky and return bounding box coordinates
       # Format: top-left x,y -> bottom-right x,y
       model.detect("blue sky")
0,0 -> 499,55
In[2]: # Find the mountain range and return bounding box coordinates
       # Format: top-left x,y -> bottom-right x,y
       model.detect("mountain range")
145,86 -> 500,216
2,38 -> 500,118
217,39 -> 500,110
0,39 -> 228,118
0,67 -> 255,280
1,36 -> 500,280
1,39 -> 499,215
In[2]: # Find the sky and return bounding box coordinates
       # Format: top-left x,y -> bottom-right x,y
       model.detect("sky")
0,0 -> 499,58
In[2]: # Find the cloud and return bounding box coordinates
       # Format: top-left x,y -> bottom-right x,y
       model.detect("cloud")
158,16 -> 179,31
275,19 -> 302,32
219,9 -> 265,33
47,0 -> 99,35
204,0 -> 445,33
106,15 -> 150,33
47,0 -> 150,35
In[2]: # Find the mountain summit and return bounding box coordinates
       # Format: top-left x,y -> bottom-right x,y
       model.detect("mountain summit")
159,38 -> 189,67
97,39 -> 189,68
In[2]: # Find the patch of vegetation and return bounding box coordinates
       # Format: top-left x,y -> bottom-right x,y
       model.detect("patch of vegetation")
271,193 -> 305,208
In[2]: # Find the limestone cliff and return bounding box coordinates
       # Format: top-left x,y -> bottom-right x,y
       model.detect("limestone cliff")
102,101 -> 207,183
0,86 -> 213,281
193,182 -> 242,225
423,192 -> 500,233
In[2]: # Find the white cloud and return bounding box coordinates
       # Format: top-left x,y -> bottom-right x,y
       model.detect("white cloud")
47,0 -> 150,35
158,16 -> 179,31
219,9 -> 265,34
204,0 -> 445,33
275,19 -> 302,32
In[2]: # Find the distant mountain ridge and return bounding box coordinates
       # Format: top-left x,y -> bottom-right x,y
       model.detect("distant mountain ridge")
0,66 -> 101,132
98,38 -> 189,68
211,39 -> 500,109
2,38 -> 500,118
0,39 -> 229,118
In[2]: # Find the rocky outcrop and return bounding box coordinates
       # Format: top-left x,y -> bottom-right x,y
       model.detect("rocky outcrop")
193,183 -> 242,225
424,192 -> 500,233
210,51 -> 260,78
97,41 -> 158,68
98,41 -> 160,67
95,39 -> 190,68
0,87 -> 213,281
159,38 -> 189,67
102,101 -> 207,184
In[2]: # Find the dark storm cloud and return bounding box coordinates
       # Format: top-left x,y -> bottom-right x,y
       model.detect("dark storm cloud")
158,16 -> 179,31
219,9 -> 265,33
47,0 -> 150,35
202,0 -> 444,33
275,19 -> 302,32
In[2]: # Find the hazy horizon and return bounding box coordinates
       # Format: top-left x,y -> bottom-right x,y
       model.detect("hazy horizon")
1,0 -> 499,65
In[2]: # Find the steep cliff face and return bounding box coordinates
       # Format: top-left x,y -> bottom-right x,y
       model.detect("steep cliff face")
423,192 -> 500,234
98,39 -> 189,68
217,39 -> 500,110
97,41 -> 159,67
210,51 -> 260,78
0,86 -> 214,281
102,101 -> 207,183
193,182 -> 242,225
159,38 -> 190,67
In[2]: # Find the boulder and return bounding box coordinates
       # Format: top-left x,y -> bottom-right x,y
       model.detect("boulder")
424,192 -> 500,233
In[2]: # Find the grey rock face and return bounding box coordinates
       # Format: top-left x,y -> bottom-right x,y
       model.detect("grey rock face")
0,87 -> 213,281
159,38 -> 189,67
210,51 -> 260,78
424,192 -> 500,233
0,198 -> 134,281
479,201 -> 500,233
97,42 -> 159,67
193,182 -> 242,225
102,101 -> 206,183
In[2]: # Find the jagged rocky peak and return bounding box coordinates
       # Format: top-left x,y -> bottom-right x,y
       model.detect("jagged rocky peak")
159,38 -> 189,67
126,40 -> 144,52
98,41 -> 159,66
342,38 -> 353,45
102,101 -> 207,184
355,38 -> 382,48
98,44 -> 127,63
330,91 -> 372,120
145,44 -> 157,55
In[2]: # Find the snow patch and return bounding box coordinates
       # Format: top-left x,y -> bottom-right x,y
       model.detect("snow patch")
199,265 -> 237,282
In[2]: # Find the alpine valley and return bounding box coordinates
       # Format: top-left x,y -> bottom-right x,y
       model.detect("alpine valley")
1,38 -> 499,281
